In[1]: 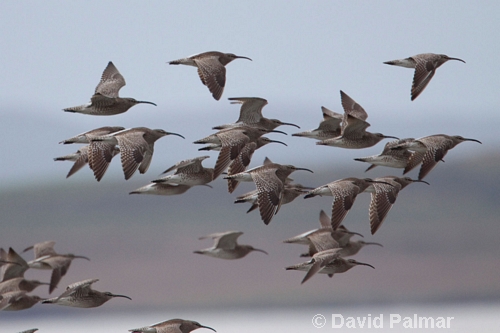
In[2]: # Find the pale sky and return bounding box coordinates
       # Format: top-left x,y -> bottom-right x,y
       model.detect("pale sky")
0,0 -> 498,185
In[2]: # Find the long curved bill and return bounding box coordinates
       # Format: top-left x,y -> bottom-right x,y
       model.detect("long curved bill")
166,132 -> 186,139
235,55 -> 252,61
268,140 -> 287,146
137,101 -> 157,106
111,293 -> 132,300
254,248 -> 269,255
356,261 -> 375,269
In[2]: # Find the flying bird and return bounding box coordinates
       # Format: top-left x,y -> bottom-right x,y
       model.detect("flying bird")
383,53 -> 465,100
168,51 -> 252,100
194,231 -> 268,259
64,62 -> 156,115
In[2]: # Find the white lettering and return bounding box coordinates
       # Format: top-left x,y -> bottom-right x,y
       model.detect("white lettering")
390,314 -> 401,328
373,314 -> 383,328
332,314 -> 344,328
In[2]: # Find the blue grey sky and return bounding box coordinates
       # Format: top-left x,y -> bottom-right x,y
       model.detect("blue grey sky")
1,3 -> 500,332
0,1 -> 498,186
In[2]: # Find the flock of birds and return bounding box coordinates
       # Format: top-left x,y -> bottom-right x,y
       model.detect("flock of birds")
4,50 -> 482,332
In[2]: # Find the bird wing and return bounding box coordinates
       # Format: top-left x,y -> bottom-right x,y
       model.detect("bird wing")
410,57 -> 437,101
369,182 -> 399,235
88,142 -> 119,181
229,97 -> 268,124
195,56 -> 226,100
318,107 -> 342,132
162,156 -> 206,174
95,61 -> 126,98
227,142 -> 258,193
253,168 -> 284,225
306,229 -> 339,254
28,241 -> 57,259
340,91 -> 368,121
318,210 -> 331,228
328,182 -> 359,229
341,114 -> 370,139
115,132 -> 149,180
418,143 -> 449,180
66,146 -> 89,178
212,129 -> 249,179
56,279 -> 97,300
214,231 -> 244,249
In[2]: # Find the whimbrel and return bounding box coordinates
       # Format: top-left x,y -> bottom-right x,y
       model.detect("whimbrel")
235,182 -> 312,214
194,231 -> 267,259
304,177 -> 392,229
64,62 -> 157,115
286,257 -> 374,279
0,291 -> 44,311
367,176 -> 429,234
129,183 -> 194,196
283,210 -> 363,253
354,138 -> 415,172
90,127 -> 185,180
24,241 -> 90,294
286,248 -> 343,284
225,163 -> 313,225
168,51 -> 252,100
292,106 -> 343,140
152,156 -> 214,187
317,91 -> 398,148
384,53 -> 465,100
129,318 -> 216,333
194,126 -> 286,180
0,277 -> 49,294
391,134 -> 482,179
42,278 -> 131,308
213,97 -> 300,130
0,248 -> 29,282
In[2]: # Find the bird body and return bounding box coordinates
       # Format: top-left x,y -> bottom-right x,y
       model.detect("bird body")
283,210 -> 363,253
64,62 -> 156,115
286,257 -> 374,278
317,91 -> 397,148
0,277 -> 49,294
213,97 -> 300,130
169,51 -> 252,100
194,231 -> 267,259
292,106 -> 343,140
384,53 -> 465,100
24,241 -> 90,294
225,163 -> 313,224
42,278 -> 131,308
152,156 -> 214,186
194,126 -> 285,180
304,177 -> 391,229
129,183 -> 193,196
0,290 -> 43,311
354,138 -> 415,172
392,134 -> 481,179
129,318 -> 216,333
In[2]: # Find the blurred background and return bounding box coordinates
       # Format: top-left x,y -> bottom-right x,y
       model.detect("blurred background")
1,1 -> 499,332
